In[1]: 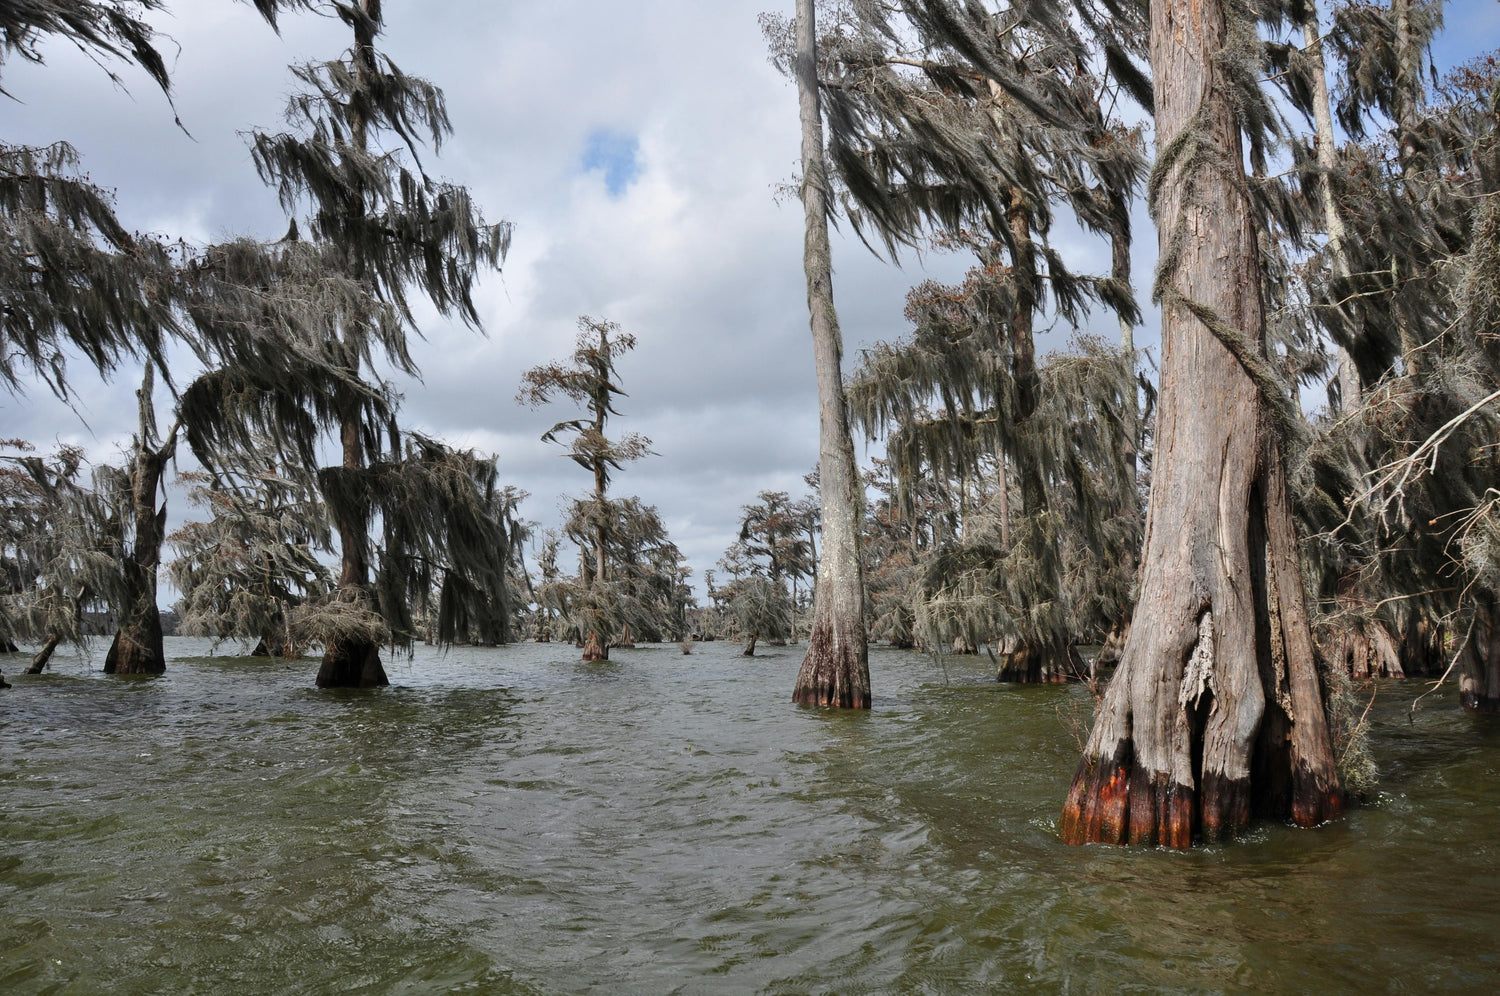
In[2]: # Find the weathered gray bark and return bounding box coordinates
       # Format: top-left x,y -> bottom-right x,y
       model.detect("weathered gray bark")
790,0 -> 869,709
1061,0 -> 1343,847
106,367 -> 175,677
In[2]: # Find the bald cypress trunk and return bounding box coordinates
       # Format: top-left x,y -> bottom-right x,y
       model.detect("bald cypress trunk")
997,188 -> 1079,684
1459,607 -> 1500,713
317,0 -> 388,689
106,368 -> 175,677
1061,0 -> 1343,847
790,0 -> 869,709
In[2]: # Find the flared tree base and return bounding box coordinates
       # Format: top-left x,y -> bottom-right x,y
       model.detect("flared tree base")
1062,740 -> 1344,848
104,619 -> 166,676
317,638 -> 389,688
582,631 -> 608,662
792,619 -> 870,708
1320,621 -> 1404,679
1460,692 -> 1500,713
998,639 -> 1086,684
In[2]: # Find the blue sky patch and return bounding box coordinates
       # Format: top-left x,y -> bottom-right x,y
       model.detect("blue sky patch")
581,128 -> 641,196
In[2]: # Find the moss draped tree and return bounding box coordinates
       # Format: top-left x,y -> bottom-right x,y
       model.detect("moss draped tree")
1060,0 -> 1345,848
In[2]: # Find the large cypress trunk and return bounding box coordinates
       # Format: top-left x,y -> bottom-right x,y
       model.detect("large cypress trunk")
790,0 -> 869,709
1060,0 -> 1343,847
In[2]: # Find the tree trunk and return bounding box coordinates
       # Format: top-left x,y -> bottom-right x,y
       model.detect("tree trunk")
318,394 -> 389,688
743,632 -> 759,657
317,638 -> 387,687
582,629 -> 608,661
26,634 -> 62,674
107,368 -> 174,677
1460,607 -> 1500,713
999,636 -> 1085,684
1,639 -> 18,654
1321,617 -> 1404,680
790,0 -> 870,709
317,0 -> 390,691
1061,0 -> 1343,848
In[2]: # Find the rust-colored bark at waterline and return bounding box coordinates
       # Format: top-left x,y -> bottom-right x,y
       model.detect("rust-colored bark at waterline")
581,630 -> 608,662
792,619 -> 870,709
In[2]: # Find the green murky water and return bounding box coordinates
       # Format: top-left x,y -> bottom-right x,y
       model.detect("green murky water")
2,639 -> 1497,993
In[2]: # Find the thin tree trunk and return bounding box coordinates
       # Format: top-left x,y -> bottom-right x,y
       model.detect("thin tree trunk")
791,0 -> 869,709
1301,8 -> 1362,414
744,632 -> 759,657
27,634 -> 62,674
1061,0 -> 1344,848
106,367 -> 175,677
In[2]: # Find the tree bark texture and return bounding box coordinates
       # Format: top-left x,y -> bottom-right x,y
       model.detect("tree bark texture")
317,392 -> 389,689
106,371 -> 174,677
1459,607 -> 1500,713
999,637 -> 1086,684
582,629 -> 608,662
1321,619 -> 1404,680
743,632 -> 759,657
790,0 -> 870,709
1060,0 -> 1343,847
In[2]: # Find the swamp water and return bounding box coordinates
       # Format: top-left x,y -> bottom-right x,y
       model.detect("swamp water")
1,638 -> 1497,994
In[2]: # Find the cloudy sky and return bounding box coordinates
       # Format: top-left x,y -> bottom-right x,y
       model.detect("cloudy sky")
1,0 -> 1497,597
